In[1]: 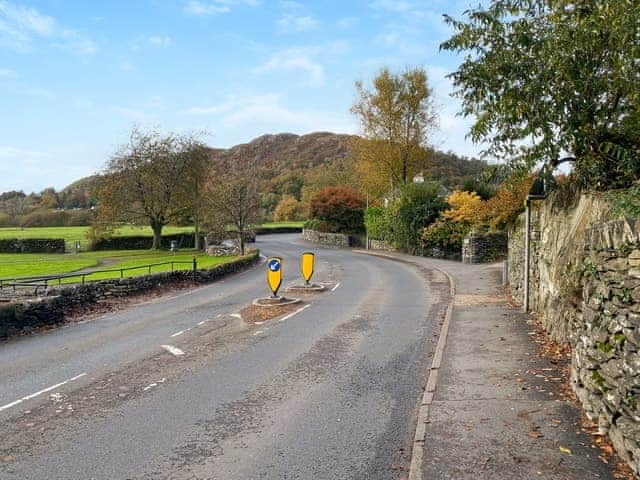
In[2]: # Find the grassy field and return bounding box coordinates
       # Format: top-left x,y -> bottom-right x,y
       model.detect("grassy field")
0,222 -> 303,250
0,249 -> 235,281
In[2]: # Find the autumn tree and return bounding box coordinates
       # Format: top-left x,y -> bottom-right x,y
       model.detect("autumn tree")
351,67 -> 437,197
442,0 -> 640,189
176,136 -> 210,250
310,186 -> 365,233
208,162 -> 262,255
273,196 -> 308,222
95,128 -> 203,249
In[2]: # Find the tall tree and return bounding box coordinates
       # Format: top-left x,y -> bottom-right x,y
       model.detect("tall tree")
351,67 -> 437,196
95,128 -> 199,249
441,0 -> 640,189
208,162 -> 262,256
175,136 -> 210,250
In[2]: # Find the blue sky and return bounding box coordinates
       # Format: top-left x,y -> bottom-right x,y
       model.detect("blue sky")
0,0 -> 481,193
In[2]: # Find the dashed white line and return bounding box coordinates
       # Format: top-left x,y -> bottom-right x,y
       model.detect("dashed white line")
253,330 -> 264,336
197,320 -> 206,326
254,321 -> 265,325
161,345 -> 185,356
331,282 -> 341,292
170,330 -> 186,337
230,313 -> 242,319
0,373 -> 87,413
279,304 -> 311,322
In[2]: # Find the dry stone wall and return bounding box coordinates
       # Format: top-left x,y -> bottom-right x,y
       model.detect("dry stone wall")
462,232 -> 508,264
301,229 -> 356,247
508,191 -> 640,475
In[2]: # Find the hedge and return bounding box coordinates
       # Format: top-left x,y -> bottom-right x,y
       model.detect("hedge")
0,250 -> 260,339
92,233 -> 205,251
0,238 -> 66,253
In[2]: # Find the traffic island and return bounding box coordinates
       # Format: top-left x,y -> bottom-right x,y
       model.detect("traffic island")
283,283 -> 326,294
241,298 -> 305,324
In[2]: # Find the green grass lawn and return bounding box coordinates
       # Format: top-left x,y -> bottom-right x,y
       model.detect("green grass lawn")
259,221 -> 304,229
0,222 -> 302,250
0,249 -> 236,282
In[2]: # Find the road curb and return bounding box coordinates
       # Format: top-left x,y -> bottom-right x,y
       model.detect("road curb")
353,250 -> 456,480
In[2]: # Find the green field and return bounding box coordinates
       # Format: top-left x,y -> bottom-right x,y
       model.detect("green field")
0,222 -> 303,250
0,249 -> 235,282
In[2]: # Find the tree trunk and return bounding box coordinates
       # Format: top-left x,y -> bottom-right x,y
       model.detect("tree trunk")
194,215 -> 200,250
238,230 -> 245,256
151,221 -> 163,250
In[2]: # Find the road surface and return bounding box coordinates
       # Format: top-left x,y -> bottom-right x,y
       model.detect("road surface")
0,234 -> 449,479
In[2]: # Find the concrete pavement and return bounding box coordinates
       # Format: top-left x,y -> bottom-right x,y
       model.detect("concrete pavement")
357,250 -> 621,479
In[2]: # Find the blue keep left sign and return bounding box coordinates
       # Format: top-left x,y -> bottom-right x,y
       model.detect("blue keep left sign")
268,259 -> 281,272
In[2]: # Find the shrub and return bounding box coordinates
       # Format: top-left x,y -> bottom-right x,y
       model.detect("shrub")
310,186 -> 365,233
273,196 -> 308,222
442,191 -> 483,223
422,218 -> 471,252
364,206 -> 391,241
475,176 -> 533,230
388,183 -> 447,254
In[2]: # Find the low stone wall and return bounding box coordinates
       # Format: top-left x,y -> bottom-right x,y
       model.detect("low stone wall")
301,229 -> 355,247
423,247 -> 461,261
462,232 -> 508,264
0,238 -> 65,253
0,251 -> 260,338
367,239 -> 395,251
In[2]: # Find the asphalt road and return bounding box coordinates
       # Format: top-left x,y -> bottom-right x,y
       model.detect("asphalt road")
0,234 -> 448,480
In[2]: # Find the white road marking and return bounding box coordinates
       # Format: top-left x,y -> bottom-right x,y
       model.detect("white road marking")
0,373 -> 87,413
253,330 -> 264,336
161,345 -> 185,356
254,321 -> 265,325
170,329 -> 186,337
331,282 -> 341,292
279,304 -> 311,322
230,313 -> 242,319
143,377 -> 167,392
197,320 -> 206,326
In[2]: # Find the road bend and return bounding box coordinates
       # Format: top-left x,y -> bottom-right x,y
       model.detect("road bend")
0,234 -> 449,480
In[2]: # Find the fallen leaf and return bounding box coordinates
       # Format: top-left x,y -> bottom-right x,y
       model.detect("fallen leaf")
559,446 -> 572,455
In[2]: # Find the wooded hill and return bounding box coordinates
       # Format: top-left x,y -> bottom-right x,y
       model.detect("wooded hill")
0,132 -> 488,225
205,132 -> 488,216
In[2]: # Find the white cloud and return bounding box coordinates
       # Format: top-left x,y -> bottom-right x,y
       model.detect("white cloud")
183,97 -> 238,115
147,35 -> 172,47
0,1 -> 96,57
254,50 -> 324,85
277,14 -> 318,32
184,0 -> 260,16
183,93 -> 357,135
337,17 -> 357,29
131,35 -> 172,51
370,0 -> 412,13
